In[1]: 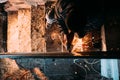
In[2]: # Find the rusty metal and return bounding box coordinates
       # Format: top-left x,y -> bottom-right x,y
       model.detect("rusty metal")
0,51 -> 120,59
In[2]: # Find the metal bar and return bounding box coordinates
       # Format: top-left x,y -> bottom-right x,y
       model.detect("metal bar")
0,51 -> 120,59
